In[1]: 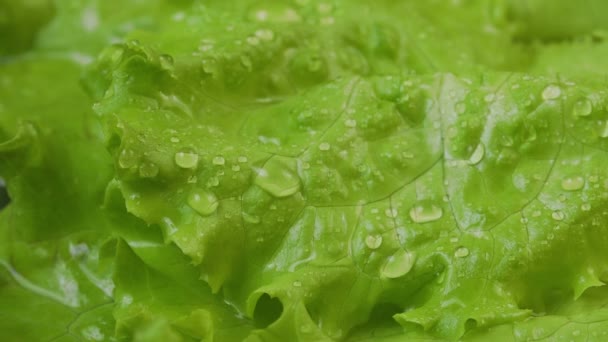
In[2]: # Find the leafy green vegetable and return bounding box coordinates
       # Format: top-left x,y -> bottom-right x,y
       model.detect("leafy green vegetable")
2,0 -> 608,341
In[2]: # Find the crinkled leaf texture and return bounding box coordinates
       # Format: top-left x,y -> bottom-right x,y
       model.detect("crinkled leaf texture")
3,0 -> 608,341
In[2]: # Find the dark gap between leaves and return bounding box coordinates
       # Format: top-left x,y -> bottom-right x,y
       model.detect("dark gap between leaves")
0,178 -> 9,211
253,294 -> 283,328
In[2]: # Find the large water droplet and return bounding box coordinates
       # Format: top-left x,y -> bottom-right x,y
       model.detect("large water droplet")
365,235 -> 383,249
175,149 -> 199,169
118,149 -> 138,169
409,202 -> 443,223
381,250 -> 415,278
139,161 -> 159,178
573,98 -> 593,117
542,84 -> 561,100
561,176 -> 584,191
468,143 -> 485,165
254,156 -> 300,197
188,189 -> 218,216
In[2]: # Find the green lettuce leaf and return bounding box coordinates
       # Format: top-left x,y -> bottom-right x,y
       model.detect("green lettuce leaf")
3,0 -> 608,341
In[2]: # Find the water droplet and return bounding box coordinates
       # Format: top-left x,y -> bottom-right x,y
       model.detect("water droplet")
139,161 -> 159,178
255,28 -> 274,41
243,212 -> 261,224
293,281 -> 302,287
254,157 -> 300,197
581,203 -> 591,211
319,142 -> 331,151
238,156 -> 248,163
175,149 -> 199,169
455,102 -> 466,114
318,2 -> 333,13
599,121 -> 608,138
207,176 -> 219,187
542,84 -> 561,100
484,93 -> 495,102
118,149 -> 138,168
159,54 -> 174,69
552,211 -> 565,221
170,137 -> 180,143
240,55 -> 253,70
212,156 -> 225,166
573,98 -> 593,117
110,46 -> 125,63
385,208 -> 398,218
468,143 -> 485,165
561,176 -> 584,191
246,36 -> 260,46
409,202 -> 443,223
188,189 -> 218,216
344,119 -> 357,128
454,246 -> 469,258
365,235 -> 383,249
381,250 -> 415,279
69,243 -> 89,258
300,324 -> 312,334
232,165 -> 241,172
